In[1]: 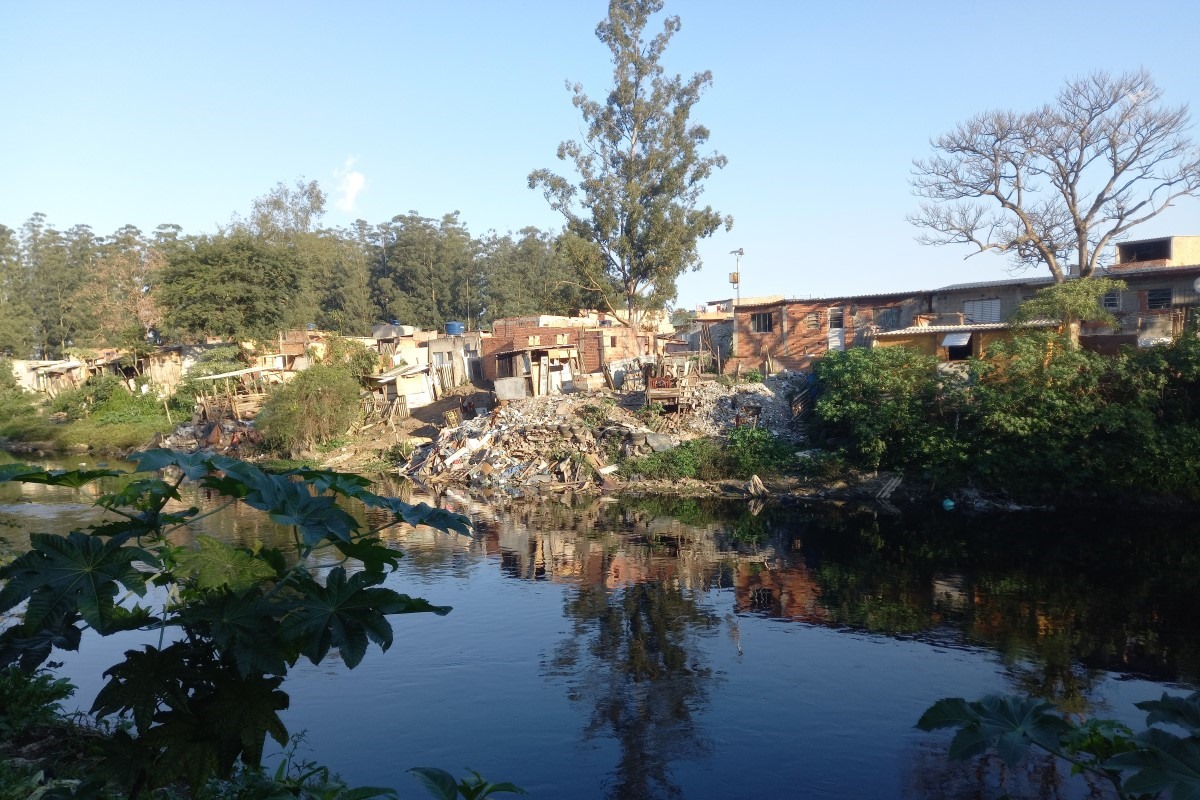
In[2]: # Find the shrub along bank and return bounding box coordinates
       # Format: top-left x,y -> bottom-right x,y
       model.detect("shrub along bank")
813,328 -> 1200,502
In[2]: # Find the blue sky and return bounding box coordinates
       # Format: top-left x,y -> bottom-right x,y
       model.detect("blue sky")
3,0 -> 1199,310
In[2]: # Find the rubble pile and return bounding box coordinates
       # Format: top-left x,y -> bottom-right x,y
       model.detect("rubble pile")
396,372 -> 809,494
657,373 -> 809,441
156,419 -> 259,454
398,397 -> 679,495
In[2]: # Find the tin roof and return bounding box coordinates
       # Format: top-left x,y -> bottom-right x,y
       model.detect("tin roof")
875,320 -> 1058,337
934,275 -> 1055,292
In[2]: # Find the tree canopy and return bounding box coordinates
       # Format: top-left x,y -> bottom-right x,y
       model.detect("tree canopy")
911,69 -> 1200,282
529,0 -> 731,335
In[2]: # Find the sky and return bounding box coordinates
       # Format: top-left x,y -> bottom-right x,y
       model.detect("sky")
3,0 -> 1200,311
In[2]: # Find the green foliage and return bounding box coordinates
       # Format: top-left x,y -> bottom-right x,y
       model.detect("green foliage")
408,768 -> 526,800
635,402 -> 666,430
815,346 -> 965,472
621,437 -> 723,481
322,337 -> 379,385
578,400 -> 616,430
0,667 -> 75,738
159,232 -> 308,341
1012,276 -> 1128,329
620,428 -> 791,481
0,450 -> 471,795
529,0 -> 731,321
0,359 -> 38,437
743,369 -> 763,384
919,691 -> 1200,800
814,329 -> 1200,500
256,365 -> 362,456
723,425 -> 791,479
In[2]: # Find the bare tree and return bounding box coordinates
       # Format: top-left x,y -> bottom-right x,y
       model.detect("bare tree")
911,69 -> 1200,282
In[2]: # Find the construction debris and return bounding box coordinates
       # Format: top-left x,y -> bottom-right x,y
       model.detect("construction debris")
396,395 -> 680,496
393,367 -> 813,497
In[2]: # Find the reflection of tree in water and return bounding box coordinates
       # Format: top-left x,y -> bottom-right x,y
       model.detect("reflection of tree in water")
549,577 -> 719,800
901,740 -> 1112,800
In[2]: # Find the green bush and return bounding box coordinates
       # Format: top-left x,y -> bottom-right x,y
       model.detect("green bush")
620,429 -> 792,481
0,359 -> 37,431
49,374 -> 127,421
813,329 -> 1200,501
0,668 -> 75,738
723,425 -> 792,479
814,346 -> 966,472
323,336 -> 379,384
256,364 -> 362,455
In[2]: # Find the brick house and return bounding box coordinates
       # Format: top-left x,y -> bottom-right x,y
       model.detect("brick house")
726,291 -> 928,374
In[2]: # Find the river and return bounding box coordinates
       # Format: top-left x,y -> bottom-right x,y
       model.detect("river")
2,451 -> 1197,799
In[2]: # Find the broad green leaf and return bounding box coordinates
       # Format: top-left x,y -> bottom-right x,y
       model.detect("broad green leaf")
92,644 -> 195,731
916,697 -> 977,731
175,536 -> 278,592
916,694 -> 1071,766
0,532 -> 154,633
0,464 -> 120,489
407,767 -> 459,800
280,468 -> 375,500
140,669 -> 290,786
130,449 -> 214,480
1109,727 -> 1200,799
331,536 -> 403,572
237,473 -> 360,547
1138,692 -> 1200,736
372,497 -> 472,537
281,568 -> 449,669
179,591 -> 296,676
97,477 -> 181,512
0,612 -> 83,671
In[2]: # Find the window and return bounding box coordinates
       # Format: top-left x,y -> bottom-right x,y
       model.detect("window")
1147,288 -> 1172,310
609,336 -> 618,348
751,312 -> 774,333
1102,290 -> 1121,311
827,307 -> 845,329
874,307 -> 901,330
556,333 -> 569,345
963,298 -> 1001,323
527,335 -> 541,346
805,311 -> 821,330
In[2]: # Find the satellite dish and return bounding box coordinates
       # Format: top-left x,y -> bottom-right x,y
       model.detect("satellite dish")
1194,276 -> 1200,293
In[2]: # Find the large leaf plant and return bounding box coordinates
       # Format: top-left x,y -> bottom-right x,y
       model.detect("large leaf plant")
918,690 -> 1200,799
0,449 -> 471,796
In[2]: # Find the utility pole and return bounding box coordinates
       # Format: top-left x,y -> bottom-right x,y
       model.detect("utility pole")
729,248 -> 744,307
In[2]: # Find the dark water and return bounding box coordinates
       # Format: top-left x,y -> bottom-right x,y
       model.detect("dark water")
2,452 -> 1198,799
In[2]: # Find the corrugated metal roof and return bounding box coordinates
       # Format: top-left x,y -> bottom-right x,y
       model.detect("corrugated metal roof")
934,275 -> 1055,292
1098,263 -> 1200,277
875,320 -> 1058,337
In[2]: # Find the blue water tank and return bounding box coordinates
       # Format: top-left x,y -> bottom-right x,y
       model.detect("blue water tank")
445,321 -> 466,336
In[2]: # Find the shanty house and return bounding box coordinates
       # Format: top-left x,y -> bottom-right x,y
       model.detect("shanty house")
726,291 -> 928,374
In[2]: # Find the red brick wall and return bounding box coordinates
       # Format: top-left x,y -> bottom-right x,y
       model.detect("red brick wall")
728,300 -> 914,373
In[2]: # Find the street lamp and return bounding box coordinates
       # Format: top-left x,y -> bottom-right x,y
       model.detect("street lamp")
729,248 -> 744,307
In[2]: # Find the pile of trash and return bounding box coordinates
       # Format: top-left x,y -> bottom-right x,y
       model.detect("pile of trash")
154,420 -> 260,454
398,396 -> 678,495
654,372 -> 809,440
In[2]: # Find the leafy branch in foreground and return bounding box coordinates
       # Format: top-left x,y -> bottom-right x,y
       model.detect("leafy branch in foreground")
917,691 -> 1200,799
0,449 -> 478,796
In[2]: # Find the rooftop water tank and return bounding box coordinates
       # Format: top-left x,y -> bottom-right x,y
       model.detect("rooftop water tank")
445,321 -> 466,336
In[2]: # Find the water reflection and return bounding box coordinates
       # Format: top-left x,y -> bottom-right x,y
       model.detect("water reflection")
4,454 -> 1198,798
